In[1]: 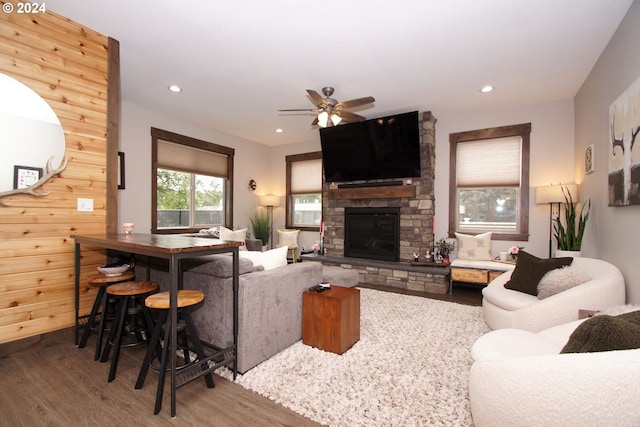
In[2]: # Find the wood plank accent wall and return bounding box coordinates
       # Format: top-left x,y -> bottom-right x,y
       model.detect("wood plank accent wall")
0,7 -> 118,344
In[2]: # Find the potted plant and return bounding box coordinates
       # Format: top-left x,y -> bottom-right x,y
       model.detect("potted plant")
553,186 -> 590,257
249,210 -> 270,247
435,237 -> 455,264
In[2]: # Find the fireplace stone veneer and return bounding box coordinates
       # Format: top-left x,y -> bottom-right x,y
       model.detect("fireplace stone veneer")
321,111 -> 448,293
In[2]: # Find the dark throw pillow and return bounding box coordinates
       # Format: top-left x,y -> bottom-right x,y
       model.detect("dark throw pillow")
561,310 -> 640,353
503,251 -> 573,296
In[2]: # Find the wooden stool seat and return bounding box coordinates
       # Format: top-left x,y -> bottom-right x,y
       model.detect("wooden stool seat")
101,280 -> 159,382
107,280 -> 159,296
145,290 -> 204,310
87,271 -> 135,285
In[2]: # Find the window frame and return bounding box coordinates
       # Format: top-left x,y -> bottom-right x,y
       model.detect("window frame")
151,127 -> 234,234
448,123 -> 530,241
285,151 -> 322,231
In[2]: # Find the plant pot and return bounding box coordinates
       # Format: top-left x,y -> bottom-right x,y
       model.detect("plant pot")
555,249 -> 581,258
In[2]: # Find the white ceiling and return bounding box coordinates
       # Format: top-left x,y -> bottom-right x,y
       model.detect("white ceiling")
46,0 -> 633,147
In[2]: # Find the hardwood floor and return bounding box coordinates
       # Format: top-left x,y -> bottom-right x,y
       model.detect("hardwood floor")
0,284 -> 483,426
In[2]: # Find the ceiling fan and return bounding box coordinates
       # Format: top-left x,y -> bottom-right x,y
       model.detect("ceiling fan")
278,87 -> 375,128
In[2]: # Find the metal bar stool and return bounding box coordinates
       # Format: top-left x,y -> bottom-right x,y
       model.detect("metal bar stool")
100,280 -> 159,382
78,271 -> 135,360
135,289 -> 214,415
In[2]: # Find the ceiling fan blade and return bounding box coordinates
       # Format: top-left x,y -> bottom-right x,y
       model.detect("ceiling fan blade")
338,110 -> 366,122
311,116 -> 319,126
306,89 -> 326,107
278,108 -> 318,112
336,96 -> 375,109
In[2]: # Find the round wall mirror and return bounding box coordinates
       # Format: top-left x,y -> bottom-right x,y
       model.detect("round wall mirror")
0,73 -> 66,202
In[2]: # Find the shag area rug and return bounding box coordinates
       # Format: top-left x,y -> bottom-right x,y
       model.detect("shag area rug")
217,288 -> 489,426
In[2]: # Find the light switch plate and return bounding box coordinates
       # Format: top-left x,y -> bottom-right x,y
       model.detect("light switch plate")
77,198 -> 93,212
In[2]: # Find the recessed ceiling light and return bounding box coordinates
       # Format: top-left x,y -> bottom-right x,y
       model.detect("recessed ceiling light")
480,85 -> 494,93
275,128 -> 283,133
168,85 -> 182,93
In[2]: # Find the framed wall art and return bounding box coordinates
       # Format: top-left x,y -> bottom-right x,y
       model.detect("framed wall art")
608,74 -> 640,206
584,144 -> 595,174
13,165 -> 43,189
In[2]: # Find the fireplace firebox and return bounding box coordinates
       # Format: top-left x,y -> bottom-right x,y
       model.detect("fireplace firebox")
344,207 -> 400,262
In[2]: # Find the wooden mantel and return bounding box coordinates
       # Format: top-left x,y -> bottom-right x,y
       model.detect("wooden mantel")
328,185 -> 416,200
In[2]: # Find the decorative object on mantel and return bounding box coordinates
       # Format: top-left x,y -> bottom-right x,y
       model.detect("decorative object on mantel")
536,183 -> 578,258
435,237 -> 455,264
553,186 -> 590,257
608,73 -> 640,206
507,246 -> 524,261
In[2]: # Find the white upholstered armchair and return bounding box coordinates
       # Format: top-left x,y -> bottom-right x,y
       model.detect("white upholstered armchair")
482,257 -> 625,332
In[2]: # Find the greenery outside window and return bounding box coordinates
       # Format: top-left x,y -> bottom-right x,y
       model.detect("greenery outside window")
449,123 -> 530,241
151,128 -> 234,233
286,152 -> 322,231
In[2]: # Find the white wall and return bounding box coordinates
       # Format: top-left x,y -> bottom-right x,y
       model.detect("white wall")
575,0 -> 640,303
434,99 -> 576,259
119,97 -> 577,261
118,101 -> 278,234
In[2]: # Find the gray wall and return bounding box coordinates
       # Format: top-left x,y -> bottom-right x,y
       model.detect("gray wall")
574,0 -> 640,303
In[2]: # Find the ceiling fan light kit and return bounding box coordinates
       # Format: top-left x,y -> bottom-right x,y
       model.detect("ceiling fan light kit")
279,86 -> 375,128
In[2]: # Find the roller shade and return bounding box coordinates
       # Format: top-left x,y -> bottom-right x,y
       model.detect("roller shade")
456,136 -> 521,187
157,139 -> 228,177
291,158 -> 322,193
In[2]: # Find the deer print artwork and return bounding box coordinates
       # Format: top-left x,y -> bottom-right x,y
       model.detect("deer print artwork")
609,75 -> 640,206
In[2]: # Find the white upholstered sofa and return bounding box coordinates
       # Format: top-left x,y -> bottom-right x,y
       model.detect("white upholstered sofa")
482,257 -> 625,332
469,314 -> 640,427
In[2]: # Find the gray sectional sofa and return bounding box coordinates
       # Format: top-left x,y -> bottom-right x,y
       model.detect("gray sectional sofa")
137,254 -> 323,373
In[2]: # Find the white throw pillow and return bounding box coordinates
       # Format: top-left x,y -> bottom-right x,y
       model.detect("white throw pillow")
277,229 -> 299,249
219,227 -> 248,250
239,245 -> 288,270
537,266 -> 590,299
455,232 -> 492,261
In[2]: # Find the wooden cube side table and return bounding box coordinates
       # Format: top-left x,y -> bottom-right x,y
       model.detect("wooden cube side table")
302,285 -> 360,354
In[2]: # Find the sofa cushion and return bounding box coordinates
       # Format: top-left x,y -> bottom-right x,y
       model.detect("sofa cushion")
239,245 -> 288,270
220,227 -> 248,250
277,229 -> 299,249
504,251 -> 573,296
561,310 -> 640,353
455,232 -> 492,261
183,254 -> 257,277
537,266 -> 590,299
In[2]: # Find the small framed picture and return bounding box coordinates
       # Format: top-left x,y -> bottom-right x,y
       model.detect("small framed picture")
13,165 -> 43,189
584,144 -> 595,174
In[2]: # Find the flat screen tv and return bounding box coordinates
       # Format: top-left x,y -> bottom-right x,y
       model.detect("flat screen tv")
320,110 -> 421,183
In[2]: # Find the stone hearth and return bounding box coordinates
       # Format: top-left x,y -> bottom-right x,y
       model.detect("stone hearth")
320,111 -> 448,293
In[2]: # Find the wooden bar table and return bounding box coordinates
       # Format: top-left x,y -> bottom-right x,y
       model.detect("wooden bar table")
72,233 -> 242,417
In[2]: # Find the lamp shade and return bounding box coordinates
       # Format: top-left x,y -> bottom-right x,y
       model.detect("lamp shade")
535,184 -> 578,204
259,195 -> 280,207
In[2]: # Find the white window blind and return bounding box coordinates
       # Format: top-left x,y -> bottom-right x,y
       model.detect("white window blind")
456,136 -> 521,187
157,139 -> 228,177
290,158 -> 322,193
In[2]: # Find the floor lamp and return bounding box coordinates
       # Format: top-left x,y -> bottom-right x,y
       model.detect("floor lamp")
535,184 -> 577,258
259,195 -> 280,249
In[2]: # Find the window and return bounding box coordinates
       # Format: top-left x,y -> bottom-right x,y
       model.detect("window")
151,128 -> 234,233
449,123 -> 530,241
285,152 -> 322,231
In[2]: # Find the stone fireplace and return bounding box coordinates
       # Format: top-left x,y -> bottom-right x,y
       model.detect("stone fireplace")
318,111 -> 449,294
